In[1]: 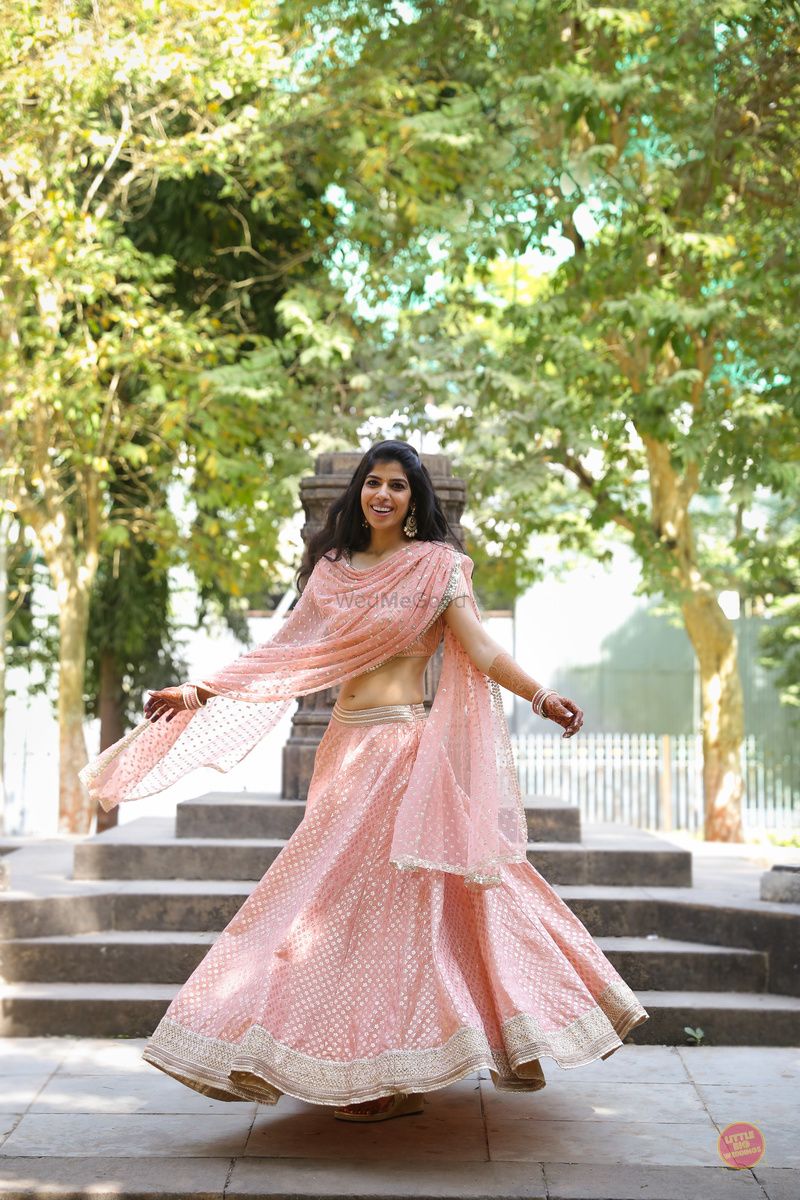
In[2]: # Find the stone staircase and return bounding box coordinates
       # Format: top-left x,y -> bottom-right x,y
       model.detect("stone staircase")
1,792 -> 799,1044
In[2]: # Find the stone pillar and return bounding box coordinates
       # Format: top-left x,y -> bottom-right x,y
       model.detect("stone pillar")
281,451 -> 467,800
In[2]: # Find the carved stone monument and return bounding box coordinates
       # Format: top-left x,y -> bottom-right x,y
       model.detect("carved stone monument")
281,450 -> 467,800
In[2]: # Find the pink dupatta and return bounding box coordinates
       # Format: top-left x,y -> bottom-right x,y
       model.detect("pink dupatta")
78,538 -> 528,889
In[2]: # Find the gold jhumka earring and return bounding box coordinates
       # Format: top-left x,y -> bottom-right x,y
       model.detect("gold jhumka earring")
403,503 -> 417,538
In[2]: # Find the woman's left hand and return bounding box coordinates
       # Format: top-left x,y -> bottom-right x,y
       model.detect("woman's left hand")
143,686 -> 187,723
542,694 -> 584,738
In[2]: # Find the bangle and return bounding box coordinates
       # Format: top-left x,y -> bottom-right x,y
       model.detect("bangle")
531,687 -> 557,717
181,683 -> 206,710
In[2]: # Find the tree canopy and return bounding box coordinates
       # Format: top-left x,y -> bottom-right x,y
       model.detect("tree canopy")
2,0 -> 797,834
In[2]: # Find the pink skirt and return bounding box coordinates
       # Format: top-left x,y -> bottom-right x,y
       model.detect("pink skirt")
141,700 -> 649,1106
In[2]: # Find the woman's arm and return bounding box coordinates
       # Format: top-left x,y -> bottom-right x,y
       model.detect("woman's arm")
442,593 -> 584,738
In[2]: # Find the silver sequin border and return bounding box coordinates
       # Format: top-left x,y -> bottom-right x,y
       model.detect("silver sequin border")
140,979 -> 649,1107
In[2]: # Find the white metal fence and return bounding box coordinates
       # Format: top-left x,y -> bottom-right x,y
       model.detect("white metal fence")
510,731 -> 800,834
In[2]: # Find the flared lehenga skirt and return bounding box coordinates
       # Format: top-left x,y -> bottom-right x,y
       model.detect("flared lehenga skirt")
141,699 -> 649,1106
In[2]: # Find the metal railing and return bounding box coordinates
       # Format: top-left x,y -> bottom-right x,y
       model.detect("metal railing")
510,731 -> 800,834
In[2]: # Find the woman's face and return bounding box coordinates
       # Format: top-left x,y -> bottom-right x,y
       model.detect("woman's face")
360,459 -> 412,534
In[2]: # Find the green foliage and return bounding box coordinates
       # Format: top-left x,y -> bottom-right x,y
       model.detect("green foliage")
84,528 -> 190,727
2,525 -> 59,695
0,0 -> 379,718
3,0 -> 799,736
290,1 -> 800,629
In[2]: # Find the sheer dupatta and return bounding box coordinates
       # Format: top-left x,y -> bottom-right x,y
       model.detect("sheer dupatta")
78,538 -> 528,889
391,553 -> 529,889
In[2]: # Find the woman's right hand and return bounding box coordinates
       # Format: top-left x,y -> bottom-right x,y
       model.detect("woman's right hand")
144,686 -> 187,723
542,693 -> 584,738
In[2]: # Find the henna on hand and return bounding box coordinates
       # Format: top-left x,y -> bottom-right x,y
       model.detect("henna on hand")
143,686 -> 186,723
542,694 -> 584,738
486,651 -> 584,739
486,650 -> 543,703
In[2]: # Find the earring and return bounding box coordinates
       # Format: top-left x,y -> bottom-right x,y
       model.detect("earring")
403,503 -> 417,538
361,514 -> 369,529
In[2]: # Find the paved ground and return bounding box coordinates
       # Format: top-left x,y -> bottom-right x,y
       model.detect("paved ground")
1,831 -> 798,1196
653,830 -> 800,903
0,1037 -> 796,1199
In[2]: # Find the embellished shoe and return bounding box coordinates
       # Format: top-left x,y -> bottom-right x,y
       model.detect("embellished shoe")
333,1091 -> 425,1122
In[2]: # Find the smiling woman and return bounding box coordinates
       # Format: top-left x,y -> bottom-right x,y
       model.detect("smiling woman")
80,438 -> 646,1122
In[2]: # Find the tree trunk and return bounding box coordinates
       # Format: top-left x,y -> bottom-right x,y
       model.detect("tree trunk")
56,571 -> 93,835
96,649 -> 123,832
640,431 -> 746,842
13,436 -> 102,833
682,589 -> 746,842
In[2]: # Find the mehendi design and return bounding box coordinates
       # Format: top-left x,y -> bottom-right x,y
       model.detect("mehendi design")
486,650 -> 543,704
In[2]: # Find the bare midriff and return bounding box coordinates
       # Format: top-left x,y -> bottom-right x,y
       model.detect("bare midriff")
336,653 -> 431,711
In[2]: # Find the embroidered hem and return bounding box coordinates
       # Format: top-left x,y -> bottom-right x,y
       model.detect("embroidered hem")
140,979 -> 649,1107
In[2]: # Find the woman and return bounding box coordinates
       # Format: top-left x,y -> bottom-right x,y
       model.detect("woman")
80,439 -> 649,1122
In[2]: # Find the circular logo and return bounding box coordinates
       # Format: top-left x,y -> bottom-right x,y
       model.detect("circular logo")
717,1121 -> 766,1169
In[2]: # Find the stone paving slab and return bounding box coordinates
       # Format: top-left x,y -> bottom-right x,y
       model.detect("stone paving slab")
0,1158 -> 784,1199
0,1113 -> 256,1158
244,1075 -> 486,1161
541,1163 -> 767,1199
20,1072 -> 258,1117
0,1039 -> 74,1077
0,1157 -> 232,1199
226,1158 -> 550,1200
751,1168 -> 798,1200
675,1044 -> 800,1084
484,1117 -> 721,1167
0,1039 -> 797,1197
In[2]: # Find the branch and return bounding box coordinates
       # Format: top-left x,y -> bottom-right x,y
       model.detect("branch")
81,103 -> 133,217
546,447 -> 641,537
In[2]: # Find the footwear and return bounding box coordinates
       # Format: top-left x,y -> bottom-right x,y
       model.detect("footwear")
333,1091 -> 425,1122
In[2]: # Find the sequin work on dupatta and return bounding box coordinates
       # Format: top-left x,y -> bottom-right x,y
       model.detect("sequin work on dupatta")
78,538 -> 452,808
78,537 -> 530,892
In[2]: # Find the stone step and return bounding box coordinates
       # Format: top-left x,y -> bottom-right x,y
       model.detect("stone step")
1,979 -> 798,1042
528,836 -> 690,886
72,827 -> 691,887
175,794 -> 306,841
599,935 -> 768,992
74,834 -> 287,881
173,792 -> 582,842
525,795 -> 582,842
0,880 -> 788,948
0,881 -> 253,939
0,931 -> 767,991
0,930 -> 216,983
2,875 -> 796,1001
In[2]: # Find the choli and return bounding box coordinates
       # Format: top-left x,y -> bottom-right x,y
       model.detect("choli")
340,544 -> 451,669
393,613 -> 444,660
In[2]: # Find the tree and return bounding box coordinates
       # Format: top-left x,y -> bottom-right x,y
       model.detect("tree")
287,0 -> 800,840
0,1 -> 362,832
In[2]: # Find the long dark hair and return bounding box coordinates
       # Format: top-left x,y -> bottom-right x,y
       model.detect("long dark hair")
295,439 -> 466,593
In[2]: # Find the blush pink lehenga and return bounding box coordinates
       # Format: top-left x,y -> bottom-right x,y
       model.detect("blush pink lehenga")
140,695 -> 648,1105
81,539 -> 649,1105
